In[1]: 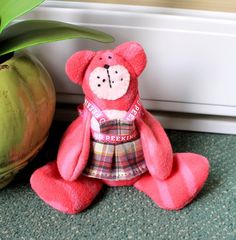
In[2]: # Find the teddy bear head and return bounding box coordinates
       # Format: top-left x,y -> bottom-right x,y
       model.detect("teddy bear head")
66,42 -> 146,110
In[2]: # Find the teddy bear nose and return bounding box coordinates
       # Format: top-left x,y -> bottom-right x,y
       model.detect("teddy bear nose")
104,64 -> 110,69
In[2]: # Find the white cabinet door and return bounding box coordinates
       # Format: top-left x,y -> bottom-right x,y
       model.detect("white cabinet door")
21,1 -> 236,133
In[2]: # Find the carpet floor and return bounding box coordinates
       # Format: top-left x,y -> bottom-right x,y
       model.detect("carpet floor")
0,121 -> 235,240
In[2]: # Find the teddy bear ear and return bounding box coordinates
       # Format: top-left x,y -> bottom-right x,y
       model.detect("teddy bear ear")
65,50 -> 95,85
114,42 -> 147,76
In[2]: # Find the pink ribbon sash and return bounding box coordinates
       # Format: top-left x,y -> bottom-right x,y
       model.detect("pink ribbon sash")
84,98 -> 109,124
92,130 -> 139,144
124,95 -> 143,121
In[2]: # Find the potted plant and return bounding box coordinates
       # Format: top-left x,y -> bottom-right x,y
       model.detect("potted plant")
0,0 -> 114,188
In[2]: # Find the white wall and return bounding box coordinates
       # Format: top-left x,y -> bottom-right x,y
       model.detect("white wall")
21,0 -> 236,133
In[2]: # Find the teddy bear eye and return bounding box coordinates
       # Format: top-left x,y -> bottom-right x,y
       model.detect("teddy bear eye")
115,71 -> 118,74
97,76 -> 100,79
97,84 -> 101,87
108,56 -> 112,59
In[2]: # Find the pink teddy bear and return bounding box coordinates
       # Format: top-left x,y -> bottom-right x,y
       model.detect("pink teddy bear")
31,42 -> 210,214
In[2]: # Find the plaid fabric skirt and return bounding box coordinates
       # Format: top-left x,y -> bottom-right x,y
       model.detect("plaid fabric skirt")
83,119 -> 148,180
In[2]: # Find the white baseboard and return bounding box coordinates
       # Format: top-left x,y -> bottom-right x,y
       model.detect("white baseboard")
55,105 -> 236,135
20,0 -> 236,134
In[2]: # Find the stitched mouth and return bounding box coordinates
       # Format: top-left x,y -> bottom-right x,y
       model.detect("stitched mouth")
106,68 -> 112,88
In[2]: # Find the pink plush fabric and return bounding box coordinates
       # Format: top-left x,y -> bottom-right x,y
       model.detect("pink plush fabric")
114,41 -> 147,76
30,161 -> 103,214
136,109 -> 173,180
66,50 -> 95,85
30,41 -> 210,214
57,109 -> 92,181
102,175 -> 142,187
134,153 -> 210,210
89,65 -> 130,100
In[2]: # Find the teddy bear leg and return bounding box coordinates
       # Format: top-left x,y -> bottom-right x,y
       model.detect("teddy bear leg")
134,153 -> 209,210
30,161 -> 103,214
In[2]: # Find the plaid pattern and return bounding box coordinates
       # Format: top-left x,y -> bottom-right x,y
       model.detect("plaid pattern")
83,120 -> 148,180
100,119 -> 134,135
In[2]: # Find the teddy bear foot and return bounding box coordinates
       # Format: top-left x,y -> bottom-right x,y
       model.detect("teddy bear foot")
134,153 -> 209,210
30,161 -> 103,214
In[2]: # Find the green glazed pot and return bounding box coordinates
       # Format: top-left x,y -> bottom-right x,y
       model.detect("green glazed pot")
0,52 -> 56,188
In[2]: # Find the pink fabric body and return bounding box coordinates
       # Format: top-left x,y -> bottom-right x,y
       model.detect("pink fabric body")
30,41 -> 210,214
134,153 -> 210,210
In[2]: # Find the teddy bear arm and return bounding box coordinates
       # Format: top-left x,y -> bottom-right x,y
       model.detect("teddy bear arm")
57,110 -> 92,181
144,109 -> 173,161
136,110 -> 173,180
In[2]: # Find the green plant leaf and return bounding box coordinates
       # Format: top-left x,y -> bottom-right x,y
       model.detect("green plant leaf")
0,0 -> 45,33
0,20 -> 115,56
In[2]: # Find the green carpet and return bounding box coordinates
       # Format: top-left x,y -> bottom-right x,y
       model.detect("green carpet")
0,121 -> 235,240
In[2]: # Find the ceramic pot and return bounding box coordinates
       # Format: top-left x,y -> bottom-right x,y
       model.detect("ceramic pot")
0,52 -> 56,188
